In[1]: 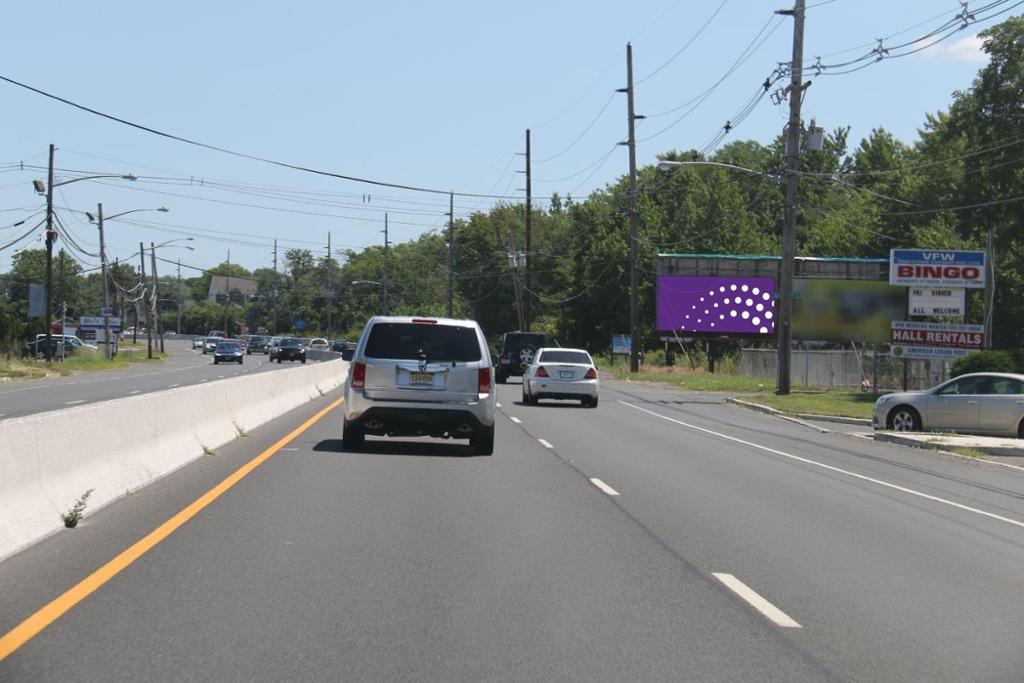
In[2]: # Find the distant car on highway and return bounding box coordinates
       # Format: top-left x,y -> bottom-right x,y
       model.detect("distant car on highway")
522,348 -> 599,408
342,316 -> 495,454
309,338 -> 329,350
207,330 -> 226,339
213,339 -> 244,365
873,372 -> 1024,438
268,336 -> 283,360
332,339 -> 356,360
202,337 -> 221,354
192,336 -> 205,350
275,337 -> 307,363
247,335 -> 270,354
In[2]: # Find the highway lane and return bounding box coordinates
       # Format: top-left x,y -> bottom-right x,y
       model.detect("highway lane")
2,380 -> 1024,680
0,340 -> 304,421
500,379 -> 1024,681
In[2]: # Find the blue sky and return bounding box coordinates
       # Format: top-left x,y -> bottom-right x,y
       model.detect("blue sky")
0,1 -> 1009,275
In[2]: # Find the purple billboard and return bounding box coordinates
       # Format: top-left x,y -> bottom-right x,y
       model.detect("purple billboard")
657,275 -> 776,336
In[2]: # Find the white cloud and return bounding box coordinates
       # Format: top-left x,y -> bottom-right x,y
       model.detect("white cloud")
920,34 -> 989,63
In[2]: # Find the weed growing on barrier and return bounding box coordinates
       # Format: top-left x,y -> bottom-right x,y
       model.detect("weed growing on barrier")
61,489 -> 94,528
234,421 -> 249,438
201,443 -> 217,456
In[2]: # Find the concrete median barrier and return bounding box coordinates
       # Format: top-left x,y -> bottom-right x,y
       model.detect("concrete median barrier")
0,358 -> 348,562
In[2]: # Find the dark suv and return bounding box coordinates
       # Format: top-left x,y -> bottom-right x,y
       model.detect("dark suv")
495,331 -> 548,383
247,335 -> 270,354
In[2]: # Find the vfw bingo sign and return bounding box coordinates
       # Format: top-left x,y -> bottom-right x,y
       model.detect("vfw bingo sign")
889,249 -> 986,288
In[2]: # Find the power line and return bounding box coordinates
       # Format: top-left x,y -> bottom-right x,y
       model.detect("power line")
0,73 -> 544,200
636,0 -> 730,85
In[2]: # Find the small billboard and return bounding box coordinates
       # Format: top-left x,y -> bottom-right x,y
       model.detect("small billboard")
908,287 -> 965,317
656,276 -> 775,336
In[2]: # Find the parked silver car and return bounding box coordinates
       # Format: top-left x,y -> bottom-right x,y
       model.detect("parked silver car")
873,372 -> 1024,437
342,316 -> 496,454
522,347 -> 599,407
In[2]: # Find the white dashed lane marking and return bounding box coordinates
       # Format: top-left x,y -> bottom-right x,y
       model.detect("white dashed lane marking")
537,438 -> 554,449
65,400 -> 85,405
713,573 -> 801,629
589,478 -> 620,496
127,390 -> 141,395
509,416 -> 522,424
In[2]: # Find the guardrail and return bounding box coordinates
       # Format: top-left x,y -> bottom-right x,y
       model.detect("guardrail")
0,358 -> 348,562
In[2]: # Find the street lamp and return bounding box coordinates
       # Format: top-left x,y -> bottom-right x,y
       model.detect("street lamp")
86,206 -> 171,358
32,143 -> 138,361
656,159 -> 790,387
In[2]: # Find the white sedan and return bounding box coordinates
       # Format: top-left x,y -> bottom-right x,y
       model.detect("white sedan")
522,348 -> 599,408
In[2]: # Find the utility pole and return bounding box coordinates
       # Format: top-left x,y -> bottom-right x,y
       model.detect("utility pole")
984,224 -> 995,347
525,128 -> 533,330
151,242 -> 162,354
382,213 -> 390,315
446,189 -> 454,317
58,250 -> 66,362
176,258 -> 182,334
507,232 -> 526,330
776,0 -> 805,395
223,250 -> 230,334
272,239 -> 278,334
619,43 -> 643,372
97,203 -> 113,359
326,232 -> 332,337
44,144 -> 55,362
139,242 -> 151,359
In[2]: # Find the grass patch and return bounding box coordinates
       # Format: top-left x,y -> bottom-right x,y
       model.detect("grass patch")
61,348 -> 168,372
949,446 -> 987,459
0,357 -> 61,380
599,364 -> 772,393
744,391 -> 878,420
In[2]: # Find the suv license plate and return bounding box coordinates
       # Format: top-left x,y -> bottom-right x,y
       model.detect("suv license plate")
409,372 -> 434,385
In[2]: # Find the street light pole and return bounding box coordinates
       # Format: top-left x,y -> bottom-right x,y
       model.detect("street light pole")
177,259 -> 182,334
382,213 -> 390,316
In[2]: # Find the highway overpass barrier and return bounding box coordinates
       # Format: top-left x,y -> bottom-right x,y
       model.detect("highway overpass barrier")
0,358 -> 349,562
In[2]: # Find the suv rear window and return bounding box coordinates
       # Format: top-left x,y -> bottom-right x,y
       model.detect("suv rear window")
366,323 -> 482,362
539,350 -> 590,364
503,333 -> 546,349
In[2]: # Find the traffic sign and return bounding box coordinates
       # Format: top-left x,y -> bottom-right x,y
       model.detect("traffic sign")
79,316 -> 122,331
294,319 -> 306,332
889,249 -> 985,288
611,334 -> 631,355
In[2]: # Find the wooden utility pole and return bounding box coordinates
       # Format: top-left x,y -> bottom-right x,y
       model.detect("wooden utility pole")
223,250 -> 230,334
151,242 -> 163,353
44,144 -> 55,361
272,239 -> 278,334
383,213 -> 390,315
447,191 -> 454,317
97,203 -> 112,359
525,128 -> 532,330
139,242 -> 151,359
776,0 -> 805,395
326,232 -> 332,337
621,44 -> 642,372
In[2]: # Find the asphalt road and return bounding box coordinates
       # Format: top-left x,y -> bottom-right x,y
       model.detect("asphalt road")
2,378 -> 1023,681
0,340 -> 304,421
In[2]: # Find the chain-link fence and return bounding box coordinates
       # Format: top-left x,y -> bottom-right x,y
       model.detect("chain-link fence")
740,347 -> 950,391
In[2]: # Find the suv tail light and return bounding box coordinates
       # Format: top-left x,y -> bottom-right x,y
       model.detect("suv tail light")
536,366 -> 549,378
584,367 -> 598,380
352,362 -> 366,389
478,367 -> 492,395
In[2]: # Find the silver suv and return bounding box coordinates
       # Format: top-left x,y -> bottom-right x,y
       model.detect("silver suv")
342,316 -> 496,454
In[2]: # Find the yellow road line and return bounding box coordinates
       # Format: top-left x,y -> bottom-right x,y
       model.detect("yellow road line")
0,396 -> 344,661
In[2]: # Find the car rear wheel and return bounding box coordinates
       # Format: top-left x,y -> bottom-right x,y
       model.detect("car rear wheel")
277,357 -> 282,363
888,407 -> 921,432
471,424 -> 494,455
1018,418 -> 1024,439
213,359 -> 219,364
301,358 -> 306,364
496,369 -> 507,384
342,419 -> 365,451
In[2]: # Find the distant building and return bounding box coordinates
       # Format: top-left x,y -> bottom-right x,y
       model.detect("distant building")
207,274 -> 258,305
